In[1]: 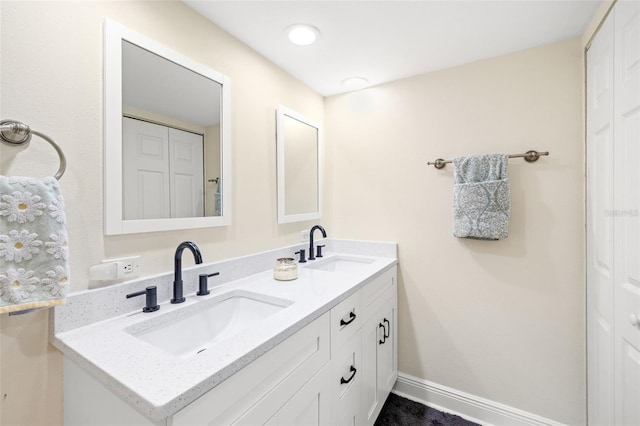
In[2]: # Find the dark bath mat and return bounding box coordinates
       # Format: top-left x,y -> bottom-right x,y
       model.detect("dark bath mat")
374,393 -> 481,426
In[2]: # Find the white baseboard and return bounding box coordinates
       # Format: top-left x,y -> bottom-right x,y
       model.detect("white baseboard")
393,373 -> 567,426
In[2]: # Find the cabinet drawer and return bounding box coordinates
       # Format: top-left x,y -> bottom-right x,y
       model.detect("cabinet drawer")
330,291 -> 362,356
361,267 -> 396,323
173,312 -> 330,426
234,363 -> 332,426
331,329 -> 361,425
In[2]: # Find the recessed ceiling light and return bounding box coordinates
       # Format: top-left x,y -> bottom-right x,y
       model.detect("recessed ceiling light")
341,77 -> 370,91
286,24 -> 321,46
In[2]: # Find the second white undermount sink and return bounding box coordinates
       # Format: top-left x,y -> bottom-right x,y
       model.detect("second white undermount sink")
305,255 -> 375,273
127,291 -> 293,358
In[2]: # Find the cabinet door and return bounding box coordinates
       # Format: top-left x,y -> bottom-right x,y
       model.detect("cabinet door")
378,295 -> 398,399
361,309 -> 384,426
276,363 -> 331,426
361,293 -> 398,426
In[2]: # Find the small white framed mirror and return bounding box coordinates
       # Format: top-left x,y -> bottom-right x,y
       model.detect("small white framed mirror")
104,19 -> 232,235
276,105 -> 322,224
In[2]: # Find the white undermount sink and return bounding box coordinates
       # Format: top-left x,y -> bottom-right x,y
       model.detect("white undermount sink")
127,291 -> 293,358
305,255 -> 376,273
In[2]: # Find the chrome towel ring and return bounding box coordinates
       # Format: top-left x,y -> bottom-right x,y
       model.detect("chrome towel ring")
0,119 -> 66,180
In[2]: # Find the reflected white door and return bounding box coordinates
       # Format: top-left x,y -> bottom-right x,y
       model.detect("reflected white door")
122,117 -> 170,220
613,2 -> 640,425
587,13 -> 615,426
168,127 -> 204,218
123,118 -> 204,220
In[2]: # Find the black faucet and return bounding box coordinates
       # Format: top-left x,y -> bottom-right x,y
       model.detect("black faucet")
308,225 -> 327,261
172,241 -> 203,304
126,286 -> 160,313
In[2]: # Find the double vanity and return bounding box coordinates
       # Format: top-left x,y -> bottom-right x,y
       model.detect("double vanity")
52,238 -> 398,425
61,18 -> 395,425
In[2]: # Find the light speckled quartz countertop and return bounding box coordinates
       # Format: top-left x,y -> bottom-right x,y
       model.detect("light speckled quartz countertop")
51,239 -> 397,421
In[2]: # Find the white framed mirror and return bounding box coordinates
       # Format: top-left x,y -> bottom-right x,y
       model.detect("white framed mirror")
276,105 -> 322,224
104,19 -> 231,235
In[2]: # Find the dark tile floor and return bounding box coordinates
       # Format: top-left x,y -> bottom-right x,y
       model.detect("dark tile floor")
375,393 -> 480,426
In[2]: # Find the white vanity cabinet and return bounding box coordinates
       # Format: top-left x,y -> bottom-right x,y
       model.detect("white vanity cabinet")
62,264 -> 397,426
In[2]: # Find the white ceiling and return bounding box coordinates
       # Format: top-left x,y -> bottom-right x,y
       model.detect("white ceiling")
183,0 -> 600,96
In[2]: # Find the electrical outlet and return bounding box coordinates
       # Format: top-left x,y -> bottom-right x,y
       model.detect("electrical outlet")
102,256 -> 140,276
300,230 -> 310,242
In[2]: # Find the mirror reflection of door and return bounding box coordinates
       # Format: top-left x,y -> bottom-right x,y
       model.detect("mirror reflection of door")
121,40 -> 222,218
123,118 -> 204,219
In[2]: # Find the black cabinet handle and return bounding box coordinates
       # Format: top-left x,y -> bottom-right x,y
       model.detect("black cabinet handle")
379,322 -> 386,344
340,365 -> 357,385
340,311 -> 356,326
383,318 -> 390,339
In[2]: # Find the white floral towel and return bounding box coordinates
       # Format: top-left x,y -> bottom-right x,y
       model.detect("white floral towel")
0,176 -> 69,314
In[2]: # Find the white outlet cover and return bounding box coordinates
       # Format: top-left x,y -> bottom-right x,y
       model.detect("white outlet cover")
102,256 -> 140,274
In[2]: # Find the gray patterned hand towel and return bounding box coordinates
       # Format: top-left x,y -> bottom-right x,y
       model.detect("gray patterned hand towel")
453,154 -> 510,240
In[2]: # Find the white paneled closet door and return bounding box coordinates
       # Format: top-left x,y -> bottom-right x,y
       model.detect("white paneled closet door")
587,2 -> 640,425
613,2 -> 640,425
587,11 -> 615,425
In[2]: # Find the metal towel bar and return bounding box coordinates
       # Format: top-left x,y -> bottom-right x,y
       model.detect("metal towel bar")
0,119 -> 66,180
427,150 -> 549,169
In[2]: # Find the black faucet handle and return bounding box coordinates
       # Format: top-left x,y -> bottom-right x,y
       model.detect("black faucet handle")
295,249 -> 307,263
198,272 -> 220,296
316,244 -> 325,258
126,286 -> 160,313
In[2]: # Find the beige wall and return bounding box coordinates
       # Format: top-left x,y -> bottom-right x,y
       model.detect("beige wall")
0,1 -> 599,425
0,1 -> 324,424
325,38 -> 585,424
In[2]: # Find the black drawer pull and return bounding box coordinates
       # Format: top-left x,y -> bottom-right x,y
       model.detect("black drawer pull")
383,318 -> 390,339
340,365 -> 357,385
340,311 -> 356,326
379,322 -> 386,345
